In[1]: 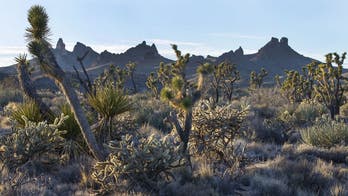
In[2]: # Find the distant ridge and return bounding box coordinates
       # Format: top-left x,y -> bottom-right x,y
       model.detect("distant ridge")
0,37 -> 317,87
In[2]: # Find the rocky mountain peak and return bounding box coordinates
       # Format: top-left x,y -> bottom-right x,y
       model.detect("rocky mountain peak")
56,38 -> 66,51
280,37 -> 288,46
235,46 -> 244,56
124,41 -> 160,59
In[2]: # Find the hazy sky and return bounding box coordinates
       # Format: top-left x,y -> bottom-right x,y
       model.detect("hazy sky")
0,0 -> 347,66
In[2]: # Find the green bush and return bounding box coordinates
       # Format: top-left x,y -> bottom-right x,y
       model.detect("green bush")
301,115 -> 348,148
91,132 -> 182,193
0,114 -> 67,169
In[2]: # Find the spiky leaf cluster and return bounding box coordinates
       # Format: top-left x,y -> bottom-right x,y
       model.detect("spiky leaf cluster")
87,83 -> 132,121
159,45 -> 207,112
191,100 -> 249,166
0,114 -> 67,169
91,133 -> 182,192
249,68 -> 268,89
9,99 -> 45,127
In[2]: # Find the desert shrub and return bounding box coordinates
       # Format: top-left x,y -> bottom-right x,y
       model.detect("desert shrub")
0,86 -> 22,107
339,102 -> 348,117
8,100 -> 44,127
132,94 -> 172,132
293,101 -> 326,125
249,117 -> 290,144
252,103 -> 277,119
0,114 -> 67,170
91,132 -> 183,193
191,99 -> 249,167
301,115 -> 348,148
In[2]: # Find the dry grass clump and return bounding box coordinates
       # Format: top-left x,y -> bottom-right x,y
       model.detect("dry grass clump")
0,85 -> 22,107
242,155 -> 348,195
131,93 -> 172,132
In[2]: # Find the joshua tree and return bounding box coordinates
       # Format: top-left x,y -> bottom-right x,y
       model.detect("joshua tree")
146,72 -> 159,98
203,61 -> 239,103
126,62 -> 137,93
15,54 -> 54,120
314,53 -> 347,119
249,68 -> 268,89
220,63 -> 240,102
161,45 -> 211,166
25,5 -> 105,160
274,74 -> 281,88
281,62 -> 317,103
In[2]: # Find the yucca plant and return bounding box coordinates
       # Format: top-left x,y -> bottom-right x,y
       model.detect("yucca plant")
87,83 -> 132,143
9,99 -> 44,127
59,103 -> 81,140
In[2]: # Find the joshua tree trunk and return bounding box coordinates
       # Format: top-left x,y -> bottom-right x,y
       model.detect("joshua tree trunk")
38,46 -> 106,161
215,88 -> 219,103
131,75 -> 137,93
17,61 -> 54,120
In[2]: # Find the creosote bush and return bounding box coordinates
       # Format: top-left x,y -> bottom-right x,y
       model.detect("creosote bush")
301,115 -> 348,148
91,132 -> 182,193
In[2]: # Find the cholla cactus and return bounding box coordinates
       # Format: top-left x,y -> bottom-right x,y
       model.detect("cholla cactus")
0,114 -> 67,169
314,53 -> 347,119
249,68 -> 268,89
91,133 -> 182,192
191,100 -> 249,166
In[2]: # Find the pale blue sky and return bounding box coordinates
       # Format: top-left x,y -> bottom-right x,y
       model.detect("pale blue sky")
0,0 -> 347,66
